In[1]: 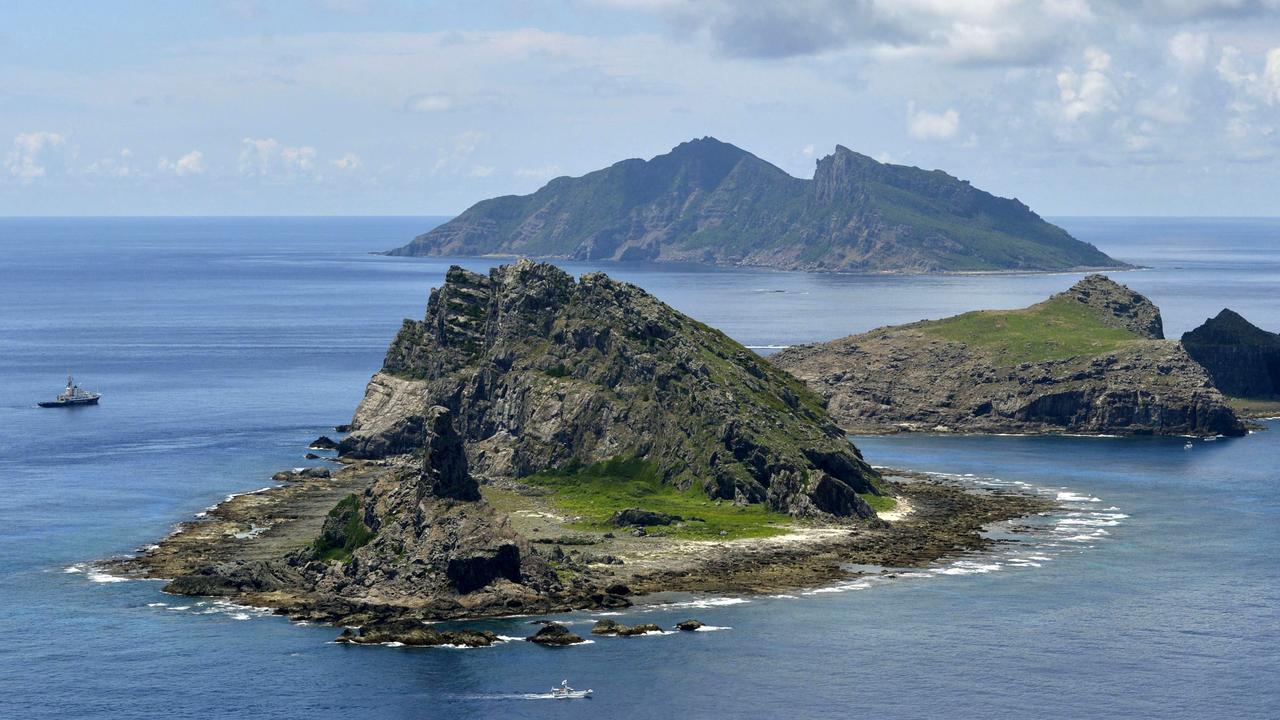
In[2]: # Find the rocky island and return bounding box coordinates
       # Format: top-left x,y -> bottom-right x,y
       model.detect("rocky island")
387,138 -> 1128,274
772,275 -> 1246,437
112,261 -> 1051,637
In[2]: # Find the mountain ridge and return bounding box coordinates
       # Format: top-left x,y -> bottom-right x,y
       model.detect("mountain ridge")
388,137 -> 1128,273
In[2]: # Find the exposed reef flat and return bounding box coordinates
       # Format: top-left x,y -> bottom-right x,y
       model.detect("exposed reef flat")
772,275 -> 1245,437
108,460 -> 1051,625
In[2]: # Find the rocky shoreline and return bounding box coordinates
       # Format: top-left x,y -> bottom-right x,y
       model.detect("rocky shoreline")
107,460 -> 1052,636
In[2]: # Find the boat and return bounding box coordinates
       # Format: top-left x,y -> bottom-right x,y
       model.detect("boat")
1184,441 -> 1194,450
550,679 -> 592,699
37,374 -> 101,408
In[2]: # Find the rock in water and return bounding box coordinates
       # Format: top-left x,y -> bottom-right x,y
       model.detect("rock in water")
309,435 -> 339,450
385,138 -> 1125,274
526,622 -> 585,646
339,260 -> 882,519
336,621 -> 499,647
675,619 -> 704,631
1182,309 -> 1280,399
773,275 -> 1245,437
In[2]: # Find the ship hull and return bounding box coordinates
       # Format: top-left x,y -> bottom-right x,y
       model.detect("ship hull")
38,397 -> 99,408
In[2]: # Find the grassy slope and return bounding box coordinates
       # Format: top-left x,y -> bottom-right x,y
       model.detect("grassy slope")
919,295 -> 1145,366
523,457 -> 792,540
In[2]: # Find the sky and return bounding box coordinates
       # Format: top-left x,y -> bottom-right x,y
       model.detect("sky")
2,0 -> 1279,216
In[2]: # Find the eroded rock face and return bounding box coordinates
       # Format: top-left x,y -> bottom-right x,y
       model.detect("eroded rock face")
304,407 -> 555,611
773,278 -> 1244,437
1059,274 -> 1164,339
1182,309 -> 1280,399
339,260 -> 881,519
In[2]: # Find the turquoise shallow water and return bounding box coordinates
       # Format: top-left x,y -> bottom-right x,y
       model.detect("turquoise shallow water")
0,217 -> 1277,719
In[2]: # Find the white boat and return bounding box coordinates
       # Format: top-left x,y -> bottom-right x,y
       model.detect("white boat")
550,679 -> 593,699
1184,441 -> 1194,450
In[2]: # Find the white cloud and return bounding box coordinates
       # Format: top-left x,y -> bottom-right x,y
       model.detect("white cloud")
406,93 -> 454,112
1057,47 -> 1118,121
5,131 -> 66,180
1169,31 -> 1209,66
332,152 -> 361,170
159,150 -> 205,176
86,148 -> 136,178
434,131 -> 485,173
906,102 -> 960,140
239,138 -> 317,176
280,145 -> 317,172
1217,44 -> 1280,104
513,164 -> 562,179
469,165 -> 493,177
801,144 -> 815,157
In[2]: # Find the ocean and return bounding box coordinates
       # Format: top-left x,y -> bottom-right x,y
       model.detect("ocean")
0,216 -> 1276,719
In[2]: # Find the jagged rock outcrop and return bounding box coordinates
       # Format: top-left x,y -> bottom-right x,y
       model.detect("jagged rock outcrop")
304,407 -> 557,613
340,260 -> 882,518
387,138 -> 1126,274
773,276 -> 1245,437
1182,309 -> 1280,399
1060,274 -> 1164,339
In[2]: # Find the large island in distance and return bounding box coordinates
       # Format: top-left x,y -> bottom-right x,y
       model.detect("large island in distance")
387,138 -> 1129,274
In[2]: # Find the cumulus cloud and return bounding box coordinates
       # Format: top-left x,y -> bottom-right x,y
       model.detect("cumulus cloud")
1057,47 -> 1118,122
239,138 -> 317,176
86,148 -> 137,178
332,152 -> 361,170
1169,31 -> 1210,66
158,150 -> 205,176
5,131 -> 66,180
906,102 -> 960,140
405,93 -> 454,112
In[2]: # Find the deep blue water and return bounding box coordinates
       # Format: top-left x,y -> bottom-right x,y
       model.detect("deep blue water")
1,217 -> 1277,719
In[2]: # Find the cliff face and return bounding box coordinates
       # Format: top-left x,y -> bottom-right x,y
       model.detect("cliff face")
340,260 -> 881,518
387,138 -> 1126,274
772,276 -> 1245,437
304,406 -> 557,612
1182,309 -> 1280,399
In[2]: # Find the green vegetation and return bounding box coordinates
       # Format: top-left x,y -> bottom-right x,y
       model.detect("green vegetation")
524,457 -> 792,540
858,492 -> 898,514
920,296 -> 1143,365
313,494 -> 375,562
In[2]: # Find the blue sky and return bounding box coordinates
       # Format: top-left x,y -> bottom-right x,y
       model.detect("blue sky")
2,0 -> 1279,216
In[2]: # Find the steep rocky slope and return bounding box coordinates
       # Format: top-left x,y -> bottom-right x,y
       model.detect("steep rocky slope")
773,276 -> 1244,437
1182,309 -> 1280,400
388,138 -> 1126,274
340,260 -> 882,518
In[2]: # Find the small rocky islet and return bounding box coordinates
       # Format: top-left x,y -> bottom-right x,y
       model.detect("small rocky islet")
112,262 -> 1274,647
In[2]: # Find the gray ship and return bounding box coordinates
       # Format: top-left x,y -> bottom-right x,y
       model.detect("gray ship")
38,374 -> 101,408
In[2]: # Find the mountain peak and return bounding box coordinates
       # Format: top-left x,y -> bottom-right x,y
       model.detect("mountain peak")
389,139 -> 1128,273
